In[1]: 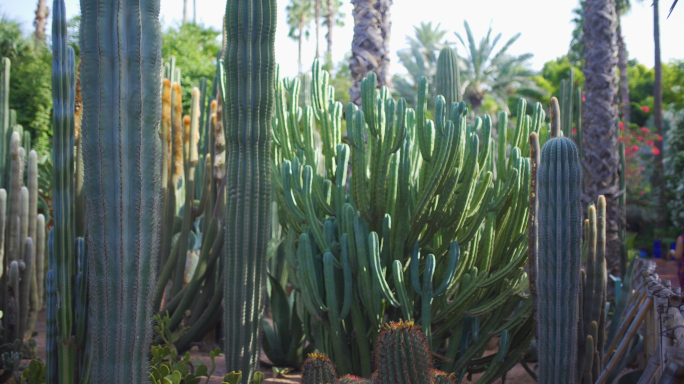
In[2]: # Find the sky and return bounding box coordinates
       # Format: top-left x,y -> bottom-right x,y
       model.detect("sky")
2,0 -> 683,80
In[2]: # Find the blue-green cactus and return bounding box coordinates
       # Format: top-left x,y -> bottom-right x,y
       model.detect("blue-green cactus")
79,0 -> 162,381
536,137 -> 582,384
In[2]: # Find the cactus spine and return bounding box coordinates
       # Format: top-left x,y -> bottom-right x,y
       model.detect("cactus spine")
222,0 -> 276,380
80,0 -> 162,381
536,137 -> 583,384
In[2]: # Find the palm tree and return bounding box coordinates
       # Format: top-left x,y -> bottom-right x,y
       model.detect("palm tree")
286,0 -> 314,74
33,0 -> 48,42
349,0 -> 392,106
652,0 -> 665,232
582,0 -> 621,274
455,21 -> 542,112
183,0 -> 189,24
322,0 -> 345,68
616,0 -> 632,124
314,0 -> 321,58
394,22 -> 450,107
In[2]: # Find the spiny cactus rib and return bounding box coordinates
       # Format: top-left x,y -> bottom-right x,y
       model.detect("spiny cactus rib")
223,0 -> 277,380
80,0 -> 162,381
436,46 -> 461,118
536,137 -> 582,384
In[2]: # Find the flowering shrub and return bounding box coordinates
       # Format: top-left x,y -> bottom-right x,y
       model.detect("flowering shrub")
665,112 -> 684,228
618,120 -> 661,199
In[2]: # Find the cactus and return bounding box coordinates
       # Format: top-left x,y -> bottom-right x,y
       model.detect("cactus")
373,321 -> 432,384
222,0 -> 276,380
580,197 -> 607,382
536,137 -> 583,384
301,353 -> 337,384
338,375 -> 372,384
1,57 -> 9,188
435,46 -> 461,117
273,60 -> 533,379
79,0 -> 162,380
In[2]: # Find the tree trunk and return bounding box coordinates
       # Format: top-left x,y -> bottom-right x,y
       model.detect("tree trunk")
183,0 -> 189,24
315,0 -> 321,59
582,0 -> 621,275
298,23 -> 303,74
653,0 -> 665,232
617,20 -> 630,125
350,0 -> 392,106
33,0 -> 48,42
193,0 -> 196,24
326,0 -> 334,59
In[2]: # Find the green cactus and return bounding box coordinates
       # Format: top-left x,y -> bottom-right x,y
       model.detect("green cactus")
301,353 -> 337,384
536,137 -> 583,384
435,46 -> 460,117
222,0 -> 276,380
272,61 -> 533,379
580,197 -> 607,382
338,375 -> 372,384
0,57 -> 9,189
373,321 -> 432,384
79,0 -> 162,380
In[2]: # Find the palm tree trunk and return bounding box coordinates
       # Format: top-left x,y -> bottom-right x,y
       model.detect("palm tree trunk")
315,0 -> 321,59
617,21 -> 630,124
326,0 -> 333,59
33,0 -> 48,42
193,0 -> 197,24
350,0 -> 392,106
183,0 -> 189,24
298,24 -> 303,74
653,0 -> 665,232
582,0 -> 621,274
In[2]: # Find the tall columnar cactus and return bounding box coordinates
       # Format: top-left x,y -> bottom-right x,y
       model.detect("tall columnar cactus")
435,46 -> 460,117
536,137 -> 583,384
301,353 -> 337,384
222,0 -> 276,380
80,0 -> 162,381
580,196 -> 607,383
0,57 -> 9,188
50,0 -> 79,381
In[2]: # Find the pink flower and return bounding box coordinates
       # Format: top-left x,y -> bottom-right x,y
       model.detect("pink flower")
646,140 -> 654,146
572,129 -> 577,135
640,166 -> 646,171
651,147 -> 661,155
619,122 -> 626,130
641,127 -> 650,133
632,145 -> 639,152
641,106 -> 650,113
637,136 -> 643,141
582,94 -> 586,102
657,135 -> 663,141
639,191 -> 644,195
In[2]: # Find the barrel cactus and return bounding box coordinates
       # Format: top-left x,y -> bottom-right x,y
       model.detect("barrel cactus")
301,353 -> 337,384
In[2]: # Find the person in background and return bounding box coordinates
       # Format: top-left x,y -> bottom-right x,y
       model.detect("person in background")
669,235 -> 684,288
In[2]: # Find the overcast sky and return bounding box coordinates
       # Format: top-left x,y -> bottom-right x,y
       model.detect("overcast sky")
3,0 -> 683,79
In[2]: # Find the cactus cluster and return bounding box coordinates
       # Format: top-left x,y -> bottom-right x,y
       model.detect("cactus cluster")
0,51 -> 46,384
301,321 -> 506,384
272,59 -> 536,379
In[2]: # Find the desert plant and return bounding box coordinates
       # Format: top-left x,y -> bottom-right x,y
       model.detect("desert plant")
79,0 -> 162,380
301,353 -> 337,384
221,0 -> 277,380
273,59 -> 537,379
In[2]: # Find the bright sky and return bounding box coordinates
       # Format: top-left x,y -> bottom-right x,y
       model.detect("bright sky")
2,0 -> 683,80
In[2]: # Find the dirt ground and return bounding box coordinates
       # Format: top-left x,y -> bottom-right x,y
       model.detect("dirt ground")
22,310 -> 535,384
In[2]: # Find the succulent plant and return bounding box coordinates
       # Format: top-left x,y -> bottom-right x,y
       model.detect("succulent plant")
301,353 -> 337,384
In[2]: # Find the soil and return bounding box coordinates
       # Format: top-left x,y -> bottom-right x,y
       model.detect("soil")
19,311 -> 535,384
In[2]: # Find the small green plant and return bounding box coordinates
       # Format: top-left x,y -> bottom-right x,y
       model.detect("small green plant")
20,359 -> 46,384
221,371 -> 265,384
148,345 -> 220,384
